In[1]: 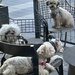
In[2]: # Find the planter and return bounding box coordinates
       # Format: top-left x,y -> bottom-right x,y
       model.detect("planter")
0,5 -> 9,28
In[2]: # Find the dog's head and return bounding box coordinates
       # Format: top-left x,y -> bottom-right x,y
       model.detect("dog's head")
46,0 -> 59,10
0,23 -> 21,43
37,44 -> 55,59
51,39 -> 64,52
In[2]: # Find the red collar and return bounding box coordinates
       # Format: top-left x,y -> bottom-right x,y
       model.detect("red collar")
39,62 -> 46,66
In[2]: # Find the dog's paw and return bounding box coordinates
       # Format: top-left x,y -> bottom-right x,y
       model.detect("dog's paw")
65,25 -> 73,28
52,25 -> 56,28
55,26 -> 61,29
52,25 -> 61,29
46,63 -> 56,72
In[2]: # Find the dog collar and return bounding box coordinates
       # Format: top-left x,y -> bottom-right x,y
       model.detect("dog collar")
46,41 -> 57,63
51,13 -> 57,18
39,62 -> 46,66
50,41 -> 57,52
51,7 -> 62,18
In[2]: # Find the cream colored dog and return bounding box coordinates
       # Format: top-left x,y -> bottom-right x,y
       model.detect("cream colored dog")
37,38 -> 64,73
46,0 -> 74,29
37,38 -> 63,74
0,43 -> 55,75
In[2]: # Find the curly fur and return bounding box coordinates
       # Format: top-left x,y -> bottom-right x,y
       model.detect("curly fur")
37,38 -> 64,72
0,23 -> 21,43
0,57 -> 33,75
0,23 -> 21,65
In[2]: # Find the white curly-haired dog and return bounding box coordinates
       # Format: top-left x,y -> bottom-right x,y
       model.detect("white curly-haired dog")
0,23 -> 21,65
36,38 -> 64,73
0,43 -> 56,75
46,0 -> 74,29
0,23 -> 20,43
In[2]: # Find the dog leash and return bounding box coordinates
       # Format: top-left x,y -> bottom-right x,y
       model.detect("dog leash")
50,41 -> 57,52
46,41 -> 57,63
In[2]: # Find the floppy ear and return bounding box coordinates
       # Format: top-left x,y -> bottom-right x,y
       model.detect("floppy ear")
46,1 -> 50,6
57,1 -> 60,6
37,44 -> 46,54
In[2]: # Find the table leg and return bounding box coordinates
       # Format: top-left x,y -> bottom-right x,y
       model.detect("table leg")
68,64 -> 75,75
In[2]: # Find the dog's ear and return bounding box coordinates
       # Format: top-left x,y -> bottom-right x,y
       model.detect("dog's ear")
57,2 -> 60,6
46,1 -> 50,6
37,44 -> 46,54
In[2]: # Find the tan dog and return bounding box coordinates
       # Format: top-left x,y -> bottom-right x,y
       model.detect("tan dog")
46,0 -> 74,29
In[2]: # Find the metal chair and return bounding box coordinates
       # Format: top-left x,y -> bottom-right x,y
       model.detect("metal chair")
0,41 -> 38,75
48,27 -> 75,47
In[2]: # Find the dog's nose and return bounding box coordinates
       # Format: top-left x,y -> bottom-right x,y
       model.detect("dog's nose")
11,32 -> 14,35
51,5 -> 54,8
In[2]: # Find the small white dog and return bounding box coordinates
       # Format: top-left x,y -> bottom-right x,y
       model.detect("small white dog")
0,23 -> 21,43
0,23 -> 21,65
37,38 -> 64,72
46,0 -> 74,28
0,43 -> 56,75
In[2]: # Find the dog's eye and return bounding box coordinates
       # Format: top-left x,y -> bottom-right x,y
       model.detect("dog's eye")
53,3 -> 56,4
50,3 -> 53,4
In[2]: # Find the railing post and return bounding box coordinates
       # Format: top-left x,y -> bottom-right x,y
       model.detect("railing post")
33,0 -> 40,38
0,5 -> 9,28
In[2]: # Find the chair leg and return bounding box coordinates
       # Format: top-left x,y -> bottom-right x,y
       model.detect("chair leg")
58,61 -> 63,75
56,60 -> 63,75
64,32 -> 67,47
32,57 -> 38,75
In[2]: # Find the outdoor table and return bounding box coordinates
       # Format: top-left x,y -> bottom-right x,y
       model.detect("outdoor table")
63,46 -> 75,75
49,27 -> 74,47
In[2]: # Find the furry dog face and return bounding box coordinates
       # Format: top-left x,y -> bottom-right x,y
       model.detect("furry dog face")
46,0 -> 59,10
0,23 -> 20,43
37,42 -> 56,59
